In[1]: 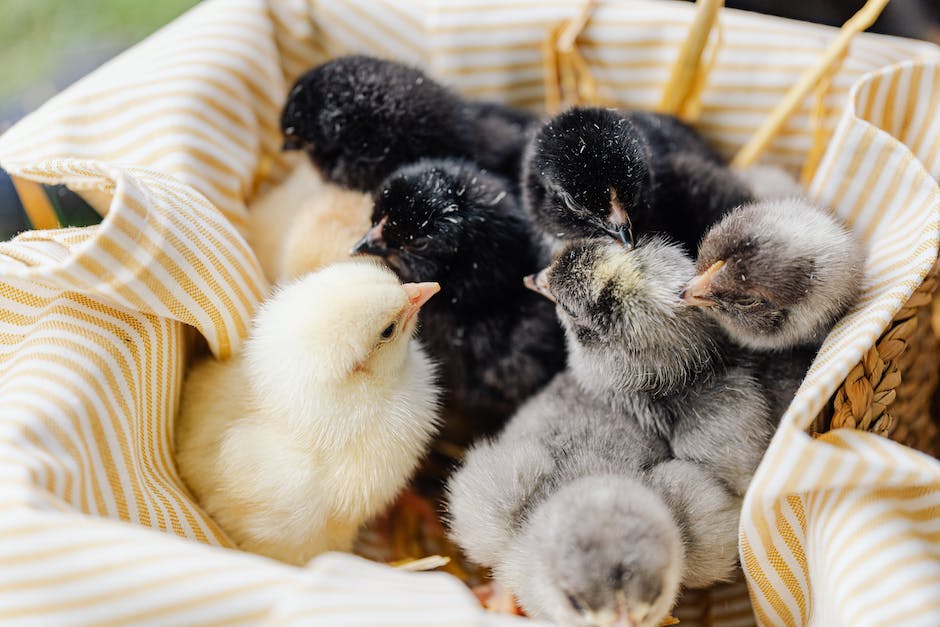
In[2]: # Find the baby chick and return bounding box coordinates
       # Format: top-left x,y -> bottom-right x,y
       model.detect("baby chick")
245,160 -> 323,282
175,262 -> 441,565
277,183 -> 373,281
506,474 -> 684,627
245,161 -> 373,283
527,237 -> 779,496
683,197 -> 864,351
522,107 -> 750,253
281,55 -> 537,192
352,158 -> 566,428
447,370 -> 682,627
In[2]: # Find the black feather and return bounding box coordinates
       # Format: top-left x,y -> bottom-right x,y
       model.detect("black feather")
281,55 -> 538,192
365,158 -> 567,431
523,107 -> 751,253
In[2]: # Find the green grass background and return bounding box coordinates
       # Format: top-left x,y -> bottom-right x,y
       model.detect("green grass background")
1,0 -> 199,108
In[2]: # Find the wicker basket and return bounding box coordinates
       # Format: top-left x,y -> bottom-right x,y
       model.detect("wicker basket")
1,0 -> 939,625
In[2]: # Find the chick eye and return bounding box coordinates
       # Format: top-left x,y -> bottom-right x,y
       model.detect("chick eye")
412,238 -> 430,252
565,593 -> 585,613
548,182 -> 588,215
735,297 -> 763,310
380,323 -> 396,340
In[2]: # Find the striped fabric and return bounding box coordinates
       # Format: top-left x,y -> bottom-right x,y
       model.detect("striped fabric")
0,0 -> 939,625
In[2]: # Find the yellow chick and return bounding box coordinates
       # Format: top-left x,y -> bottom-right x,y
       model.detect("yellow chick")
246,161 -> 372,283
175,261 -> 441,565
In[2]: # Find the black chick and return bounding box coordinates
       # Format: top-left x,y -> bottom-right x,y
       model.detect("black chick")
281,55 -> 538,192
352,158 -> 566,431
522,107 -> 753,253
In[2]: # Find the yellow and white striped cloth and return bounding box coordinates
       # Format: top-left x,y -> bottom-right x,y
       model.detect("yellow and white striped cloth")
0,0 -> 939,625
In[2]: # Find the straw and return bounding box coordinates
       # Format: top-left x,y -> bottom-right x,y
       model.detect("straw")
732,0 -> 892,168
542,0 -> 601,114
800,50 -> 846,184
657,0 -> 724,117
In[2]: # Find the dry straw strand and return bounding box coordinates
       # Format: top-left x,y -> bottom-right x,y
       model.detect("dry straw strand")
676,14 -> 724,122
657,0 -> 724,118
732,0 -> 892,168
542,0 -> 603,114
800,49 -> 847,185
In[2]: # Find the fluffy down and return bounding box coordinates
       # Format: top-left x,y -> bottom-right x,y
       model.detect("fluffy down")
447,372 -> 680,627
522,107 -> 747,254
532,237 -> 787,494
688,197 -> 864,350
354,158 -> 565,431
175,261 -> 441,565
281,55 -> 537,191
246,162 -> 372,283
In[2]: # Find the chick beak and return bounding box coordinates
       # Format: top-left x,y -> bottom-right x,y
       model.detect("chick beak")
681,259 -> 725,307
282,135 -> 304,151
604,187 -> 634,248
401,282 -> 440,326
523,268 -> 556,303
601,223 -> 634,249
352,217 -> 389,256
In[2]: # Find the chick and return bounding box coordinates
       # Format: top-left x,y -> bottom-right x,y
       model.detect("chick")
522,107 -> 750,253
353,158 -> 566,428
245,160 -> 323,281
281,55 -> 537,192
277,184 -> 372,281
447,371 -> 681,627
527,237 -> 778,495
643,460 -> 741,590
683,197 -> 864,351
245,161 -> 373,283
504,474 -> 684,627
175,262 -> 441,565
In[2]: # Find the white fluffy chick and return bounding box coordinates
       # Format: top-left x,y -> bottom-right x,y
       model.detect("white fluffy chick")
278,184 -> 372,281
175,261 -> 441,565
246,161 -> 372,283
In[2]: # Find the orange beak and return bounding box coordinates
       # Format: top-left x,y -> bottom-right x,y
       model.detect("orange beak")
681,259 -> 725,307
523,268 -> 556,303
401,281 -> 440,326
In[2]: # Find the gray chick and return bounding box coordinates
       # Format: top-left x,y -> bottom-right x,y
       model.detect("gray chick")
643,460 -> 741,590
505,474 -> 684,627
683,197 -> 864,351
527,237 -> 782,495
447,371 -> 684,627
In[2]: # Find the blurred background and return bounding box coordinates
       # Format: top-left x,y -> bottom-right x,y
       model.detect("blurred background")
722,0 -> 940,41
0,0 -> 198,129
0,0 -> 938,131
